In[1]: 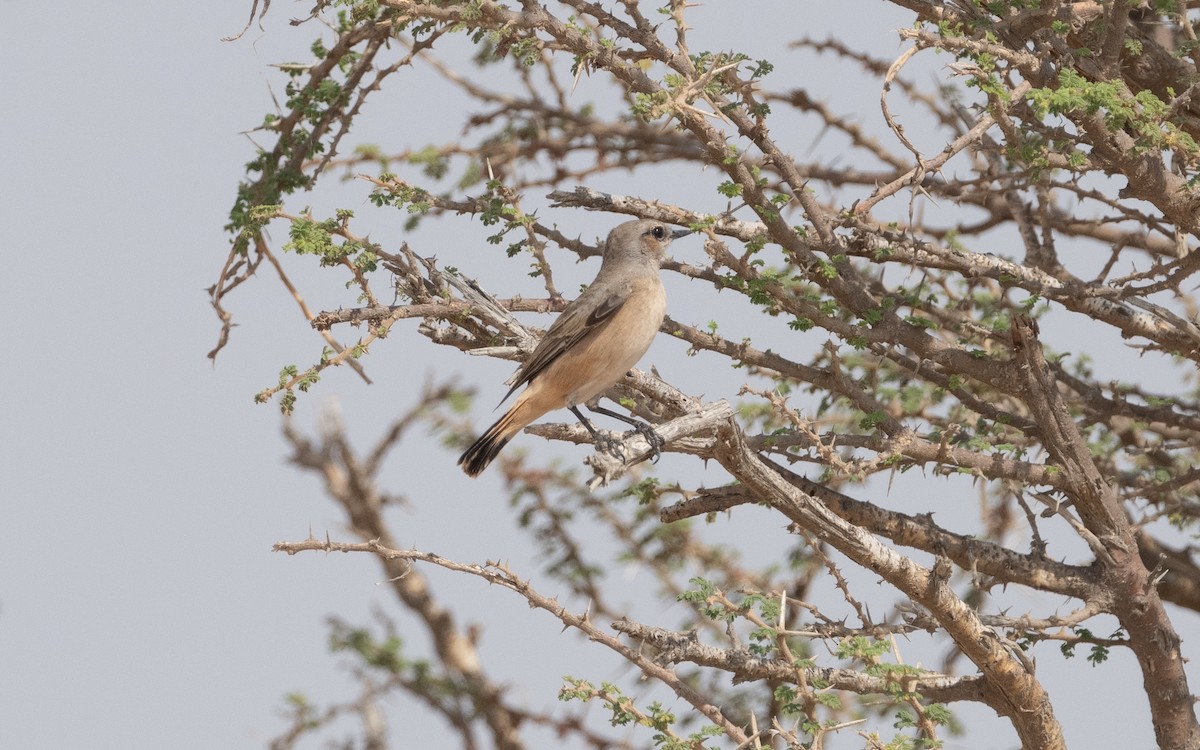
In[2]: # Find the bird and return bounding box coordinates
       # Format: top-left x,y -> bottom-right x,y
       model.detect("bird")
458,218 -> 691,477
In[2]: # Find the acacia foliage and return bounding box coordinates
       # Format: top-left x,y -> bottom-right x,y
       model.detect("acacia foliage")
214,2 -> 1200,749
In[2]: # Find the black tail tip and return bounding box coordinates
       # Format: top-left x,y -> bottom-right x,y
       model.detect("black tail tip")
458,434 -> 510,477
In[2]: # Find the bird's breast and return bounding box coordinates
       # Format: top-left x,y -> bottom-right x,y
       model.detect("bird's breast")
559,276 -> 666,406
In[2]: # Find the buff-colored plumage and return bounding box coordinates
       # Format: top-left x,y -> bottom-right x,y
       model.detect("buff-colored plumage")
459,219 -> 688,476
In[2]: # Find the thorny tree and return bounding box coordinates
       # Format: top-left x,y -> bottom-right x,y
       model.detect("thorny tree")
212,2 -> 1200,749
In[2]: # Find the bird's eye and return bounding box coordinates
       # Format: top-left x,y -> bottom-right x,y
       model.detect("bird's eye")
651,226 -> 667,240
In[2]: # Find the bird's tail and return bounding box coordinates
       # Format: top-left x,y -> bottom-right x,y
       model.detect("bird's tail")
458,406 -> 520,477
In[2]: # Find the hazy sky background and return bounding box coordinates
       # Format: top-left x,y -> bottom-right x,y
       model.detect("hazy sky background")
3,2 -> 1194,748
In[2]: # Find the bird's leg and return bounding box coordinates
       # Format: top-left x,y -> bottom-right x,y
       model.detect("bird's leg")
569,406 -> 626,461
586,404 -> 664,463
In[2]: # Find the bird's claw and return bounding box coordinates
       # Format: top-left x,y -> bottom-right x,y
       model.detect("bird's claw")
593,433 -> 627,462
625,422 -> 665,463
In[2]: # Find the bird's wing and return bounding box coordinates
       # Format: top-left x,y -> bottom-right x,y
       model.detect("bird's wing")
499,281 -> 631,404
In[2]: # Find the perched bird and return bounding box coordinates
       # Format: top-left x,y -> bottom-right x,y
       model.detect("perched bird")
459,218 -> 690,476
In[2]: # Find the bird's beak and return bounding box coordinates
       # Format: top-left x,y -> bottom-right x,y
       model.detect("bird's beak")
671,228 -> 693,240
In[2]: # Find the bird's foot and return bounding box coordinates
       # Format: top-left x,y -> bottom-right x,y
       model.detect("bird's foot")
624,422 -> 665,463
592,432 -> 628,462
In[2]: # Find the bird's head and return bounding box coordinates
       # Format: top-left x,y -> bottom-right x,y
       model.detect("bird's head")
604,218 -> 692,265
